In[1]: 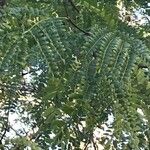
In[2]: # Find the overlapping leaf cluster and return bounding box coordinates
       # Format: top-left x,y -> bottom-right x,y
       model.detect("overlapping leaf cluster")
0,0 -> 150,149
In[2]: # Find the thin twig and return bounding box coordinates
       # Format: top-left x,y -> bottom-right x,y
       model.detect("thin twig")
92,137 -> 98,150
63,0 -> 69,16
84,139 -> 90,150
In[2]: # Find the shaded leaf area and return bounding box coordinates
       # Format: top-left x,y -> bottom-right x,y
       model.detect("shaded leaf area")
0,0 -> 150,149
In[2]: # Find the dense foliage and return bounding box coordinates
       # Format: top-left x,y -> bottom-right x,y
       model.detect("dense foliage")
0,0 -> 150,149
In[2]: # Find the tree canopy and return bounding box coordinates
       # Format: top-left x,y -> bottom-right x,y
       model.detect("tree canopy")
0,0 -> 150,149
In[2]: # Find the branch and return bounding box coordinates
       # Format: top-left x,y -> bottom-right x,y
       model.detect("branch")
9,126 -> 22,137
67,17 -> 91,36
63,0 -> 91,36
0,0 -> 6,7
0,100 -> 11,145
28,110 -> 55,142
68,0 -> 79,13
